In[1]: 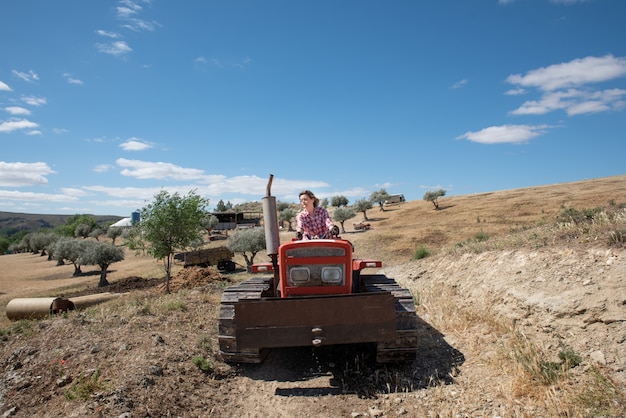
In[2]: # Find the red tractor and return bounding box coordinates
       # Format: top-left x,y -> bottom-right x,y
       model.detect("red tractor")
218,175 -> 418,364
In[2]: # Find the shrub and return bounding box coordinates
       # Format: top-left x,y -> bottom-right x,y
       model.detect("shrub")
413,246 -> 430,260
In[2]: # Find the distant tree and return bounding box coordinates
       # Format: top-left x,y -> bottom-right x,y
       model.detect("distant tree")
79,242 -> 125,287
423,189 -> 446,209
201,214 -> 219,234
215,199 -> 227,212
332,207 -> 357,233
74,223 -> 94,239
227,228 -> 266,272
107,227 -> 124,245
89,227 -> 105,241
320,198 -> 329,208
370,189 -> 391,212
55,238 -> 93,276
330,195 -> 349,207
56,214 -> 97,237
0,237 -> 9,255
131,190 -> 209,293
353,199 -> 373,221
276,201 -> 290,212
30,231 -> 59,257
279,208 -> 297,231
42,233 -> 60,261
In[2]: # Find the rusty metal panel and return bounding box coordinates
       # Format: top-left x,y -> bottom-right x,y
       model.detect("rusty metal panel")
234,292 -> 397,349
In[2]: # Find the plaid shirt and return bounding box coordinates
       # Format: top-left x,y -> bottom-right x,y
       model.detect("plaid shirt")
296,206 -> 334,239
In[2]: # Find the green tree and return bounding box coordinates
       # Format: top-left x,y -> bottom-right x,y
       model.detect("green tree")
227,228 -> 266,272
215,200 -> 233,212
201,214 -> 219,233
54,238 -> 93,276
89,227 -> 105,241
132,190 -> 209,293
370,189 -> 390,212
30,231 -> 59,257
56,214 -> 97,237
0,237 -> 10,255
424,189 -> 446,209
276,201 -> 290,212
279,207 -> 297,231
79,242 -> 125,287
353,199 -> 373,221
74,223 -> 94,239
332,207 -> 356,233
319,197 -> 329,208
330,195 -> 349,207
106,227 -> 124,245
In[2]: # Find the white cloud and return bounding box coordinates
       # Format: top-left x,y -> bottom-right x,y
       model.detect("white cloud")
26,130 -> 42,136
506,55 -> 626,116
119,138 -> 152,151
0,119 -> 39,133
96,41 -> 133,56
0,161 -> 55,186
61,187 -> 91,197
456,124 -> 550,144
12,70 -> 39,82
505,88 -> 525,96
94,164 -> 115,173
116,158 -> 206,180
0,190 -> 78,203
506,55 -> 626,91
510,88 -> 626,116
96,29 -> 121,38
0,81 -> 12,91
21,96 -> 47,106
63,73 -> 84,85
450,79 -> 468,89
5,106 -> 30,116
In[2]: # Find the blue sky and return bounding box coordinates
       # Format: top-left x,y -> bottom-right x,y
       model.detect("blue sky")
1,0 -> 625,216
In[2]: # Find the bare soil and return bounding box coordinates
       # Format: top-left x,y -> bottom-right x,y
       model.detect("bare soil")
0,175 -> 625,417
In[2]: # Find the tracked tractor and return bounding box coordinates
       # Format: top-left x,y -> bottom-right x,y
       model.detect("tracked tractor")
218,175 -> 419,364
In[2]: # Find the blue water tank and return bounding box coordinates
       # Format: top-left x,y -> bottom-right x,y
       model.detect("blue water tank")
131,211 -> 140,225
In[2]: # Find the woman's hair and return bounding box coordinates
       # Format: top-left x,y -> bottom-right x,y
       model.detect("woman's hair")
299,190 -> 319,207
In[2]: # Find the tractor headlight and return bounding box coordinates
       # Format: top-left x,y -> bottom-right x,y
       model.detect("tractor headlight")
321,266 -> 343,284
290,267 -> 310,284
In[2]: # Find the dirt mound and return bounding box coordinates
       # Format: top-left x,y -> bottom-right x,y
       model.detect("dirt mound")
63,267 -> 231,298
158,266 -> 232,293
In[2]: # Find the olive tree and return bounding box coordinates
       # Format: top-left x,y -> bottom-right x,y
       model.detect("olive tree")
54,237 -> 93,276
227,227 -> 266,272
201,214 -> 219,234
131,190 -> 209,293
279,207 -> 297,231
424,189 -> 446,210
353,199 -> 373,221
330,195 -> 349,207
332,206 -> 356,233
370,189 -> 391,212
80,242 -> 125,287
107,227 -> 124,245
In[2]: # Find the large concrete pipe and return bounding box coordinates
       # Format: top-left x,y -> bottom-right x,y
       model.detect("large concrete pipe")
69,292 -> 126,310
5,293 -> 127,320
5,297 -> 75,320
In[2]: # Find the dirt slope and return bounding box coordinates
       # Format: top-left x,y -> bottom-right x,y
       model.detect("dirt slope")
0,175 -> 624,417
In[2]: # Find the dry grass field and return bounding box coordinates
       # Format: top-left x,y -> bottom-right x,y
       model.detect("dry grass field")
0,174 -> 624,417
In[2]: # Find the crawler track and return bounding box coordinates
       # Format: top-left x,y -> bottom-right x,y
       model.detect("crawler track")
218,275 -> 419,364
361,274 -> 419,363
218,277 -> 273,363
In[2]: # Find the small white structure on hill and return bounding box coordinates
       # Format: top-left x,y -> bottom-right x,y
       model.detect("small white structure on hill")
110,217 -> 133,228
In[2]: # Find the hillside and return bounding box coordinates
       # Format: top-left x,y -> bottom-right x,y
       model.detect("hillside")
0,175 -> 624,417
0,211 -> 123,237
